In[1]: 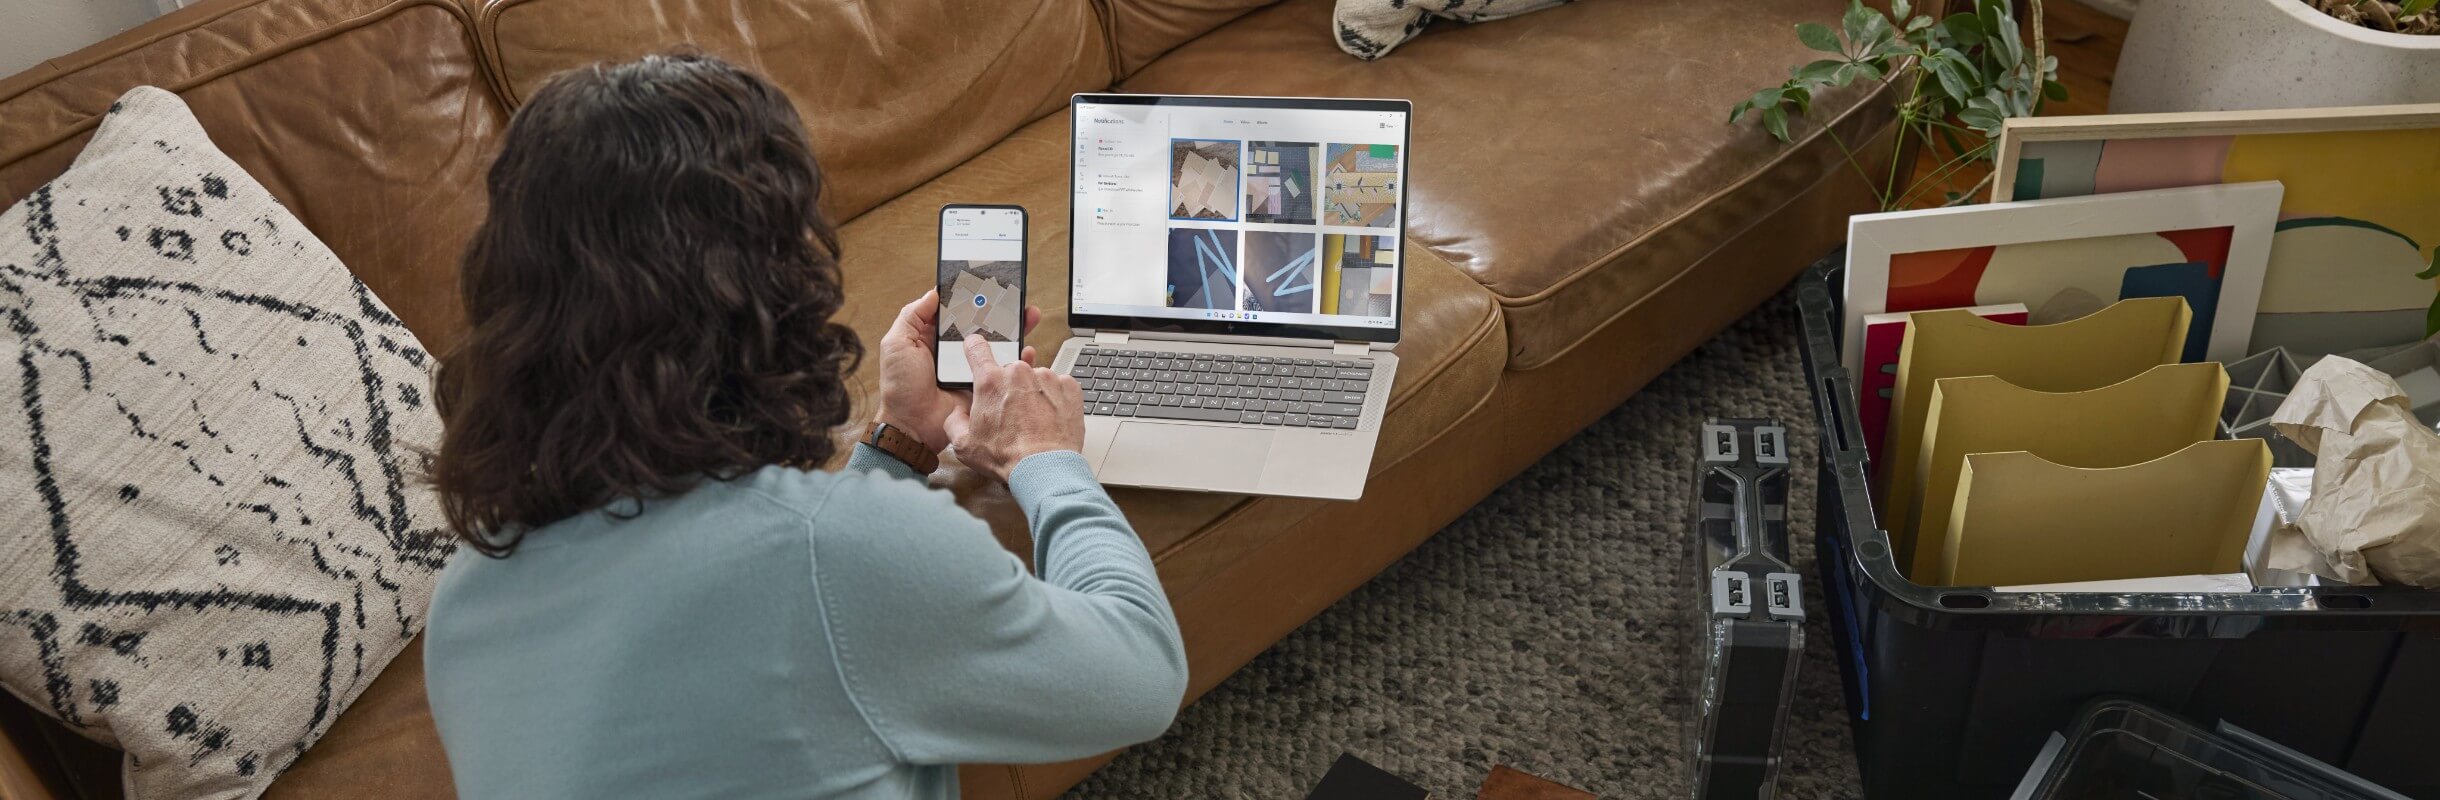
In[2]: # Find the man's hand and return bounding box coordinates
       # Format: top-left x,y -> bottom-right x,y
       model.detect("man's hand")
945,335 -> 1086,483
874,289 -> 1040,452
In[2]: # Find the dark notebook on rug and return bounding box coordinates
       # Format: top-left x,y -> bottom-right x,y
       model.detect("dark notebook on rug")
1305,753 -> 1430,800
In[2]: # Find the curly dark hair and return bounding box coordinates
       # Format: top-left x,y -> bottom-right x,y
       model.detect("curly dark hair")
430,52 -> 862,557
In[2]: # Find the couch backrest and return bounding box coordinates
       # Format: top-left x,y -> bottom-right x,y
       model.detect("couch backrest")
1101,0 -> 1279,78
0,0 -> 510,356
475,0 -> 1114,224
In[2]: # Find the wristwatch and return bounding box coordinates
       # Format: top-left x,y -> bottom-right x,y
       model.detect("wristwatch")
866,421 -> 940,474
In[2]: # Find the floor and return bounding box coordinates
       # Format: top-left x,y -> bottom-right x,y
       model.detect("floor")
1070,4 -> 2129,796
1069,287 -> 1854,799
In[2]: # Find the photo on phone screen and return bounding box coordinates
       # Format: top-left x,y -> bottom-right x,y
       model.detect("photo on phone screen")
935,205 -> 1026,386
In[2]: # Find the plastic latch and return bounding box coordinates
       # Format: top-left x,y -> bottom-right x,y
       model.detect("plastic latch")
1333,341 -> 1369,356
1755,426 -> 1789,466
1093,331 -> 1129,344
1702,424 -> 1738,463
1711,572 -> 1752,618
1764,573 -> 1804,621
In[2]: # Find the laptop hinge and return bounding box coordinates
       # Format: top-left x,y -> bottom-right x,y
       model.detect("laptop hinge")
1332,341 -> 1369,356
1094,331 -> 1130,344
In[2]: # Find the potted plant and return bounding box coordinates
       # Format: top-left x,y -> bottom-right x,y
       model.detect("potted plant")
1733,0 -> 2065,211
2112,0 -> 2440,112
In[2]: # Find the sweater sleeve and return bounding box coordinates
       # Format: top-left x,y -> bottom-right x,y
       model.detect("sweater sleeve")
805,450 -> 1188,766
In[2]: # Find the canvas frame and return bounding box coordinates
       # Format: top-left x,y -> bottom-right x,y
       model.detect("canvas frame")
1841,181 -> 2284,371
1991,103 -> 2440,204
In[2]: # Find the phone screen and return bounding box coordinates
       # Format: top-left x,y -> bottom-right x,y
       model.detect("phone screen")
935,205 -> 1027,386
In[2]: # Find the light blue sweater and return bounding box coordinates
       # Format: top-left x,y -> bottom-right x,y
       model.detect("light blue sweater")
423,446 -> 1188,800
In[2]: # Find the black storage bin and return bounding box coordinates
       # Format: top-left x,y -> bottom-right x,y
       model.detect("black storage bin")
1790,253 -> 2440,799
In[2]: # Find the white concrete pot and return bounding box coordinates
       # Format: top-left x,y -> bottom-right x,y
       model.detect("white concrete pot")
2112,0 -> 2440,113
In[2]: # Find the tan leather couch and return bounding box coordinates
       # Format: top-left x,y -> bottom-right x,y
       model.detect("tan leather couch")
0,0 -> 1894,796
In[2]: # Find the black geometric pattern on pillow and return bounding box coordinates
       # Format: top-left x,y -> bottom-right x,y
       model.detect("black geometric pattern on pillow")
0,87 -> 449,798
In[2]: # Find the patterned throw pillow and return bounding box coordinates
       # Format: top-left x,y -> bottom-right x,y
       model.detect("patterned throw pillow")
0,87 -> 450,798
1334,0 -> 1576,60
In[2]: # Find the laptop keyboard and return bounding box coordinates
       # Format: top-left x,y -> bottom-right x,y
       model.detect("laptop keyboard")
1067,346 -> 1372,429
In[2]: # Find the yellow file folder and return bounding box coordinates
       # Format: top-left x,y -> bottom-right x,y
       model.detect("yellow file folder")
1904,363 -> 2229,580
1877,296 -> 2192,566
1941,439 -> 2272,586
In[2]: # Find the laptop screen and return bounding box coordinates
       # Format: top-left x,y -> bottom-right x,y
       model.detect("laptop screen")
1069,94 -> 1411,343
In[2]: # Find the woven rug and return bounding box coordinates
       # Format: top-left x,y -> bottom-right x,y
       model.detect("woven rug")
1068,286 -> 1864,798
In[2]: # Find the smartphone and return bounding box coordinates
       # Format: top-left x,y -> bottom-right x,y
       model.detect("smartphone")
935,204 -> 1028,387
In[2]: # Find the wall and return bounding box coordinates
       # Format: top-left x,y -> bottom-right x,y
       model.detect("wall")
0,0 -> 178,78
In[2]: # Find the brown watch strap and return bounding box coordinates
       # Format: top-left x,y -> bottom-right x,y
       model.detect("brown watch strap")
867,421 -> 939,474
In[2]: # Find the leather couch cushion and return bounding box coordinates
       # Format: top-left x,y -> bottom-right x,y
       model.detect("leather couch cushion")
0,0 -> 507,356
1100,0 -> 1279,77
1119,0 -> 1895,369
478,0 -> 1113,224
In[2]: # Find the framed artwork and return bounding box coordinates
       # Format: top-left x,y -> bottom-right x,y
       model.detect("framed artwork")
1842,181 -> 2284,373
1995,103 -> 2440,357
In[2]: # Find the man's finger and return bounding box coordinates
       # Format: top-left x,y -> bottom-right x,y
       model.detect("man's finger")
963,334 -> 998,380
1018,345 -> 1039,367
899,289 -> 940,333
1021,305 -> 1044,335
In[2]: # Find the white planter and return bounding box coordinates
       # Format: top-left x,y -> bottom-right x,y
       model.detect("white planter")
2112,0 -> 2440,113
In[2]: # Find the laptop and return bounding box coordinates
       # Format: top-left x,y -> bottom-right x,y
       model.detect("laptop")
1054,94 -> 1411,501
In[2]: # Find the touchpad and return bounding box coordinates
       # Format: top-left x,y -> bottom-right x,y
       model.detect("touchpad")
1101,421 -> 1273,493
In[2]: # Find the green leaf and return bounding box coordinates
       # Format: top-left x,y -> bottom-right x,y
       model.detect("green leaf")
1941,13 -> 1986,47
1797,22 -> 1843,54
1844,59 -> 1886,83
2404,0 -> 2436,16
2043,79 -> 2070,103
2417,249 -> 2440,281
1906,14 -> 1935,32
1787,86 -> 1814,116
1763,105 -> 1793,142
1928,51 -> 1976,102
1892,0 -> 1913,22
1842,1 -> 1880,55
1728,101 -> 1751,124
1748,87 -> 1786,112
1994,13 -> 2026,69
1792,58 -> 1846,83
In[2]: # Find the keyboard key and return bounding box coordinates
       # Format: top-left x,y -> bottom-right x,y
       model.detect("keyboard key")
1119,393 -> 1142,405
1114,405 -> 1137,417
1332,367 -> 1371,381
1299,378 -> 1323,390
1301,390 -> 1324,402
1313,403 -> 1361,417
1240,410 -> 1264,424
1292,366 -> 1316,378
1224,398 -> 1248,410
1286,402 -> 1309,414
1137,406 -> 1239,423
1155,383 -> 1177,394
1092,403 -> 1116,416
1181,396 -> 1204,408
1262,413 -> 1285,425
1332,416 -> 1357,429
1284,413 -> 1308,427
1264,400 -> 1289,412
1329,391 -> 1367,404
1260,388 -> 1284,400
1308,417 -> 1335,428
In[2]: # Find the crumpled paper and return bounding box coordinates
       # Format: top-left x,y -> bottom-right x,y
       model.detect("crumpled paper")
2268,357 -> 2440,587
